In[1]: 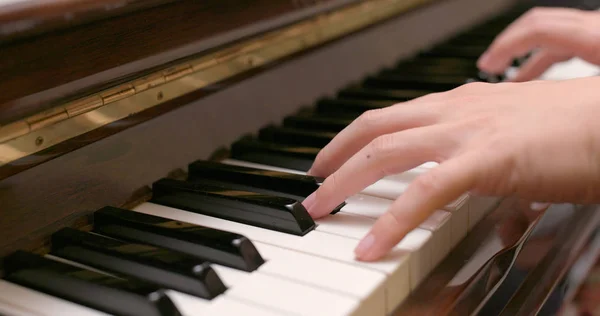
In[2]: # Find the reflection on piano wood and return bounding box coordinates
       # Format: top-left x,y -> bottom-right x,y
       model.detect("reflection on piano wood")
0,0 -> 599,315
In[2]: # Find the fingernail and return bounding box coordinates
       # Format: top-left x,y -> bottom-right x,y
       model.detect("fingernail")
302,192 -> 317,215
530,202 -> 551,211
355,234 -> 376,260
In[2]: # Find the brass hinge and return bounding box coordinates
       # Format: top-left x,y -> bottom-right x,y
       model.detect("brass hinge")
0,0 -> 434,167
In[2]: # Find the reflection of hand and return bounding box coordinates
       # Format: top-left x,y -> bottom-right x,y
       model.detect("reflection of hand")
496,201 -> 554,269
478,7 -> 600,81
303,78 -> 600,262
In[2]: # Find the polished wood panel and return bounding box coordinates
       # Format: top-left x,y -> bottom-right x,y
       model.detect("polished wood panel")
0,0 -> 344,123
0,0 -> 176,43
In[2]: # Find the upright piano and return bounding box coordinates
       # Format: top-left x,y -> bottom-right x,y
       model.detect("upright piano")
1,0 -> 599,315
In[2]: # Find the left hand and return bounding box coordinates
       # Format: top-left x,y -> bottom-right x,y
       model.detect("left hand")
477,7 -> 600,81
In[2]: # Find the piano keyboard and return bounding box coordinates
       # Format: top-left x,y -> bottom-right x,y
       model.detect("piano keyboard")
3,6 -> 600,316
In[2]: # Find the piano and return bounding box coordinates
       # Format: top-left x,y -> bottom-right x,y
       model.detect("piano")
0,0 -> 599,315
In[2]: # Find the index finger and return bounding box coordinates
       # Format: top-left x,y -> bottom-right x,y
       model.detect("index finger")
303,124 -> 457,219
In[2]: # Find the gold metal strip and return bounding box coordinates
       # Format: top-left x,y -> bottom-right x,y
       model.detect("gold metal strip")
0,0 -> 433,166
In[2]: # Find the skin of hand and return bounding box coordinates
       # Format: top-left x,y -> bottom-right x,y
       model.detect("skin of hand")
477,7 -> 600,82
302,77 -> 600,262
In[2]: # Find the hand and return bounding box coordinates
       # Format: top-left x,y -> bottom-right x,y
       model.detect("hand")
477,7 -> 600,81
303,78 -> 600,262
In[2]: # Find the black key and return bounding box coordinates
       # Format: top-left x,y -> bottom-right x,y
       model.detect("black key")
187,160 -> 344,214
283,115 -> 351,132
316,98 -> 395,115
151,178 -> 315,236
93,206 -> 265,272
259,126 -> 334,148
231,138 -> 317,171
51,228 -> 227,299
364,73 -> 467,91
395,57 -> 477,73
445,35 -> 492,47
3,251 -> 180,316
189,160 -> 322,198
338,86 -> 430,101
420,44 -> 487,59
474,71 -> 505,83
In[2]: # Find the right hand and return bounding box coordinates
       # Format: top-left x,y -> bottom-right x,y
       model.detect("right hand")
304,77 -> 600,262
477,7 -> 600,82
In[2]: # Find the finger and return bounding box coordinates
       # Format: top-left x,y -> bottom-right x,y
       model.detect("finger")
307,97 -> 441,177
354,153 -> 481,261
478,9 -> 584,73
303,123 -> 458,219
510,50 -> 570,82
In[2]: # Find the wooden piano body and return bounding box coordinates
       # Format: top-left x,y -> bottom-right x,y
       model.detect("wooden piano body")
1,0 -> 599,315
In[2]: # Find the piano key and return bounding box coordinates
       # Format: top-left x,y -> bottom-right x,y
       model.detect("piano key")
221,158 -> 468,213
190,263 -> 367,316
134,202 -> 412,312
316,98 -> 396,115
93,206 -> 265,272
0,280 -> 109,316
254,243 -> 386,314
224,273 -> 363,316
337,85 -> 430,102
314,211 -> 433,289
155,241 -> 381,316
219,157 -> 471,261
418,210 -> 453,267
283,114 -> 351,132
259,126 -> 335,148
231,138 -> 317,171
51,228 -> 227,299
420,44 -> 487,59
188,160 -> 322,199
151,178 -> 315,235
0,302 -> 39,316
395,57 -> 478,74
3,251 -> 180,316
195,296 -> 289,316
364,74 -> 467,91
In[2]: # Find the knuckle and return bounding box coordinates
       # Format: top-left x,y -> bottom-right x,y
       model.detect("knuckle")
356,109 -> 385,130
412,171 -> 443,194
369,134 -> 397,158
452,82 -> 489,96
319,172 -> 339,198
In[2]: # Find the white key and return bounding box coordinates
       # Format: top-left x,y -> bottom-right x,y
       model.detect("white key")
256,243 -> 387,316
342,193 -> 461,251
0,298 -> 42,316
203,296 -> 289,316
315,211 -> 433,289
166,290 -> 289,316
0,280 -> 109,316
419,210 -> 452,267
449,199 -> 470,247
134,202 -> 411,313
171,261 -> 362,316
226,273 -> 360,316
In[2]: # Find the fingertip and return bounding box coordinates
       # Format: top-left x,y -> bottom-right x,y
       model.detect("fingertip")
302,192 -> 317,213
354,233 -> 377,261
477,52 -> 491,69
